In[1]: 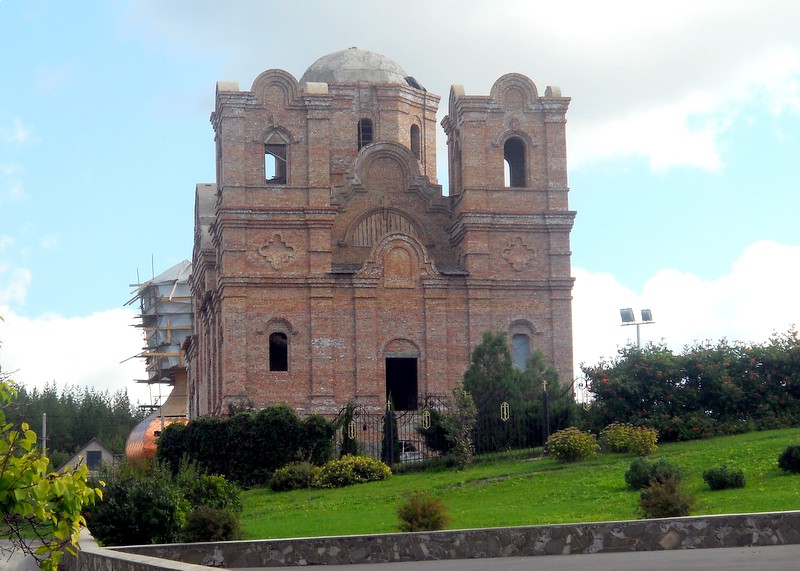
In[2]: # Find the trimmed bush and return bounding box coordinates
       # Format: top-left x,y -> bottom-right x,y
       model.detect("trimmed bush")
624,457 -> 684,490
270,462 -> 320,492
181,507 -> 242,542
546,427 -> 599,462
313,455 -> 391,488
778,445 -> 800,473
397,494 -> 451,532
703,465 -> 746,490
639,476 -> 695,518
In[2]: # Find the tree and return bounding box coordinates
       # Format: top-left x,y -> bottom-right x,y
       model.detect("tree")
463,331 -> 569,452
1,374 -> 103,570
583,330 -> 800,441
440,384 -> 477,469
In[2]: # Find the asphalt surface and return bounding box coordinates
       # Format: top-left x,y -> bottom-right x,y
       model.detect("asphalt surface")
236,544 -> 800,571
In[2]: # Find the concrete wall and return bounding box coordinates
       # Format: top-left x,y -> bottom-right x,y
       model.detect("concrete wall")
74,511 -> 800,570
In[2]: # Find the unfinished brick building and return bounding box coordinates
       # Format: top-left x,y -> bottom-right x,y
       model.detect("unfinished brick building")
187,48 -> 575,418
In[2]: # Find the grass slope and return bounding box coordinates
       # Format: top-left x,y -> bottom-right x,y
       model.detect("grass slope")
240,428 -> 800,539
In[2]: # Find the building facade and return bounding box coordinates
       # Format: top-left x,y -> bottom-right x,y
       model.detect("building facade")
187,48 -> 575,418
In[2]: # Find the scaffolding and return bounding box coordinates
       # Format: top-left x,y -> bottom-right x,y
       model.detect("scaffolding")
127,259 -> 192,388
125,259 -> 192,461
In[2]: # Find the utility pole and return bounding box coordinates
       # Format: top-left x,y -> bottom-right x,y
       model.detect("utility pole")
42,412 -> 47,457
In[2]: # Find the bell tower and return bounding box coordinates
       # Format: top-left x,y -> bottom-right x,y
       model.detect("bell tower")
442,74 -> 576,382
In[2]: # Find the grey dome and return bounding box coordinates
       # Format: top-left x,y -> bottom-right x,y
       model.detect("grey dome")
299,48 -> 410,85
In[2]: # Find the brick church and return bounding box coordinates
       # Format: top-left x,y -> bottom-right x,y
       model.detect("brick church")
186,48 -> 575,418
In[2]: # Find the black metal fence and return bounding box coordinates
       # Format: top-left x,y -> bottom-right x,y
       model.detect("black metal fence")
330,392 -> 575,467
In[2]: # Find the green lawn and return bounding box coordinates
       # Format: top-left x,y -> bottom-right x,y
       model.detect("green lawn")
239,428 -> 800,539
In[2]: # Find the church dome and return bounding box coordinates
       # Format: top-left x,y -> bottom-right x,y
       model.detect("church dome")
300,48 -> 410,85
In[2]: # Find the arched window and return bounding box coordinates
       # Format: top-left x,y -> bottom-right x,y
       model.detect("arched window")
358,118 -> 373,149
511,333 -> 530,370
504,137 -> 526,188
410,124 -> 421,159
269,332 -> 288,371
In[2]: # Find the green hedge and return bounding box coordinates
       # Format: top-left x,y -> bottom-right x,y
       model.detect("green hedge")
156,405 -> 335,486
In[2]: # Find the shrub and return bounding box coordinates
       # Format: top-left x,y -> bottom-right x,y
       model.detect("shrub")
301,414 -> 335,466
181,507 -> 242,542
778,445 -> 800,473
397,494 -> 451,532
599,422 -> 634,452
703,465 -> 746,490
599,422 -> 658,456
270,462 -> 320,492
87,465 -> 186,546
628,426 -> 659,456
639,476 -> 695,518
624,457 -> 684,490
417,408 -> 452,454
313,455 -> 391,488
546,427 -> 599,462
183,474 -> 242,514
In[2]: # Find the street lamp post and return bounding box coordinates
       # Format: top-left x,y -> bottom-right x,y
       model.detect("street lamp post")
620,308 -> 654,348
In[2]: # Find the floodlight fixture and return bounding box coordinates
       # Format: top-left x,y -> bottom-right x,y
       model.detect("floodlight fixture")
620,307 -> 655,348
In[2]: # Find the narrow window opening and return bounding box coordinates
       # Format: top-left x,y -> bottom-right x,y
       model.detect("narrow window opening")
86,450 -> 102,471
386,357 -> 418,411
265,144 -> 287,184
358,118 -> 373,149
512,333 -> 531,370
410,124 -> 421,159
504,137 -> 526,187
269,332 -> 288,371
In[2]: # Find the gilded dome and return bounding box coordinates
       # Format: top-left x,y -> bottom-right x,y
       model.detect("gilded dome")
299,48 -> 411,85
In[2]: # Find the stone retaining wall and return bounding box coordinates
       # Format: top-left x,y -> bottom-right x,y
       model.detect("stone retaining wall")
76,511 -> 800,570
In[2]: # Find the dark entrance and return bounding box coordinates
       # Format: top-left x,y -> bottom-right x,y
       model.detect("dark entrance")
385,357 -> 418,411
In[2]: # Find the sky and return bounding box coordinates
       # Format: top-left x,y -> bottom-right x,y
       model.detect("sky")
1,0 -> 799,406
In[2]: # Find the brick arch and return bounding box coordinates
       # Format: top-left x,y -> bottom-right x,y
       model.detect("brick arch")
383,337 -> 421,358
345,207 -> 425,247
490,73 -> 540,109
355,233 -> 440,281
265,316 -> 298,336
351,142 -> 421,188
251,69 -> 302,107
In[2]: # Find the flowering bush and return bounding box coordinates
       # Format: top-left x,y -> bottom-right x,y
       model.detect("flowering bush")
312,455 -> 391,488
583,330 -> 800,441
546,428 -> 599,462
600,422 -> 658,456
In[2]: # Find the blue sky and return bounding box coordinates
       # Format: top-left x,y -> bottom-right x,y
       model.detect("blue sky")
1,0 -> 799,405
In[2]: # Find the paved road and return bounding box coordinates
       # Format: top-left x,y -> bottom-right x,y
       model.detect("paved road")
238,544 -> 800,571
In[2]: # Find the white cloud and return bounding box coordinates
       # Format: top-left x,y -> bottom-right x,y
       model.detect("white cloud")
0,163 -> 26,203
0,307 -> 155,407
128,0 -> 800,174
0,118 -> 33,146
0,262 -> 31,306
573,241 -> 800,379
